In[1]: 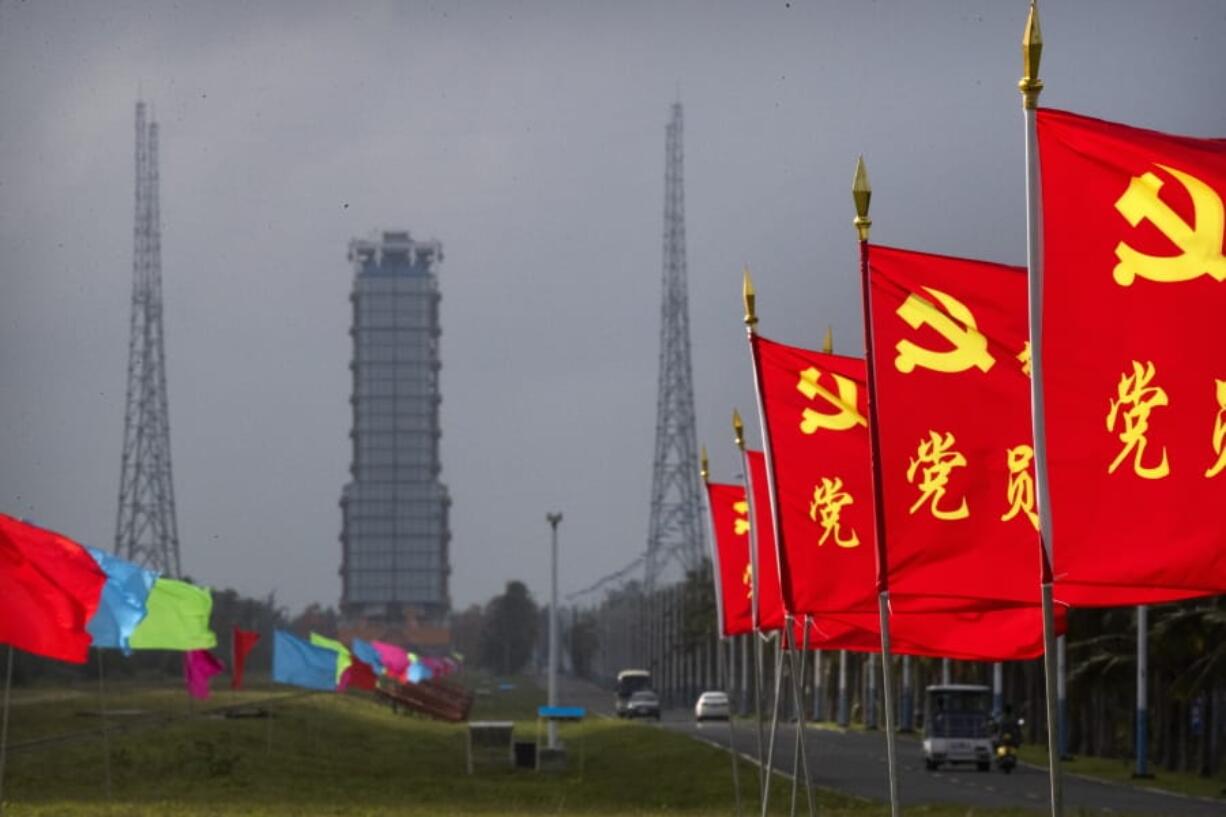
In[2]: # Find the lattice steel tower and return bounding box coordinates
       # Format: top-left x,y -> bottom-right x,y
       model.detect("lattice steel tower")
645,101 -> 705,588
115,101 -> 181,577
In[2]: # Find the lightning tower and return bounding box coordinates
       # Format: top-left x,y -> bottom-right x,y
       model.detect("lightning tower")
645,101 -> 706,588
115,101 -> 181,576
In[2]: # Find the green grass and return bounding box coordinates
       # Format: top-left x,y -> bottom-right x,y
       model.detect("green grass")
1016,743 -> 1226,801
0,676 -> 1041,816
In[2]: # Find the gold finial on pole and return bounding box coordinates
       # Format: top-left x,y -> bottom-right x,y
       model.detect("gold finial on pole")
1018,1 -> 1044,109
823,325 -> 833,354
732,409 -> 745,451
700,445 -> 710,482
742,266 -> 759,331
853,155 -> 872,242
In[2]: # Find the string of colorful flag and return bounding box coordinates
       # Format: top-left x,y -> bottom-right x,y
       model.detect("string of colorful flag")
0,513 -> 460,700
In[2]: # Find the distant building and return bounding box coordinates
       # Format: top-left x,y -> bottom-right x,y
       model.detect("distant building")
340,230 -> 450,622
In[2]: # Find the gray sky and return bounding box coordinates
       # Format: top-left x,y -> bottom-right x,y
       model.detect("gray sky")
2,1 -> 1223,615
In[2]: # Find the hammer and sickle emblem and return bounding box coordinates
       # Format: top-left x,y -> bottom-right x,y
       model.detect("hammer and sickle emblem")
1114,163 -> 1226,286
894,286 -> 995,375
796,368 -> 867,433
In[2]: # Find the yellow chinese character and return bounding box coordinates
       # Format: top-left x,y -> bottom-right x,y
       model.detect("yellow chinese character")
894,286 -> 996,375
907,430 -> 970,520
1000,445 -> 1039,530
796,367 -> 867,433
1017,342 -> 1032,377
807,476 -> 861,549
1114,164 -> 1226,286
1107,360 -> 1170,479
1206,379 -> 1226,478
741,563 -> 753,599
733,500 -> 750,536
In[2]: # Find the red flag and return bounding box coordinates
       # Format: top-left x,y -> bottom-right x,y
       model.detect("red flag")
1038,109 -> 1226,605
183,649 -> 225,700
705,481 -> 754,637
749,338 -> 878,617
745,449 -> 787,632
340,657 -> 378,691
0,514 -> 106,664
231,626 -> 261,689
866,245 -> 1043,610
748,339 -> 1059,659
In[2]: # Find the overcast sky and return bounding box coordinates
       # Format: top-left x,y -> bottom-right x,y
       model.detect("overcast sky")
2,1 -> 1223,615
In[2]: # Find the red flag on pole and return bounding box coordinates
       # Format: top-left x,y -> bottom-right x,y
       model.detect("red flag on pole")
865,245 -> 1043,610
747,338 -> 1060,659
340,657 -> 378,691
744,449 -> 787,632
749,337 -> 878,617
0,514 -> 106,664
705,481 -> 754,637
231,627 -> 261,690
1037,108 -> 1226,605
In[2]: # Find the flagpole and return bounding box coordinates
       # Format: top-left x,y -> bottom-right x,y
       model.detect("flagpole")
701,447 -> 744,817
733,406 -> 767,806
1134,606 -> 1150,779
852,155 -> 902,817
1019,4 -> 1063,816
760,622 -> 786,817
787,617 -> 816,817
97,648 -> 112,800
725,635 -> 745,817
0,645 -> 12,815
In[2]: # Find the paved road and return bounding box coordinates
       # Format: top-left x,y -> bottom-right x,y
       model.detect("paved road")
559,677 -> 1225,816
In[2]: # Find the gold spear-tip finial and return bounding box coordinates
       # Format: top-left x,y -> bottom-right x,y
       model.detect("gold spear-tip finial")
700,445 -> 710,482
1018,1 -> 1044,109
852,155 -> 872,242
742,266 -> 758,330
823,325 -> 833,354
732,409 -> 745,450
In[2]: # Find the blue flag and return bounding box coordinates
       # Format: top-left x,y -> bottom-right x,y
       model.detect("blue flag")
85,546 -> 158,654
408,660 -> 432,684
273,630 -> 340,691
351,638 -> 385,676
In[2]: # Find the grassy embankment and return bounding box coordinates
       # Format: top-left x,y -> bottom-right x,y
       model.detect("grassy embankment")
2,674 -> 1039,816
1016,743 -> 1226,801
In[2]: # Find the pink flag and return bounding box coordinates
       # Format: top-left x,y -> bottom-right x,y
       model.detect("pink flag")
184,649 -> 226,700
372,641 -> 409,681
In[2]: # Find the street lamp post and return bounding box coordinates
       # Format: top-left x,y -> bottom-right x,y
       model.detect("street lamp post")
546,512 -> 563,749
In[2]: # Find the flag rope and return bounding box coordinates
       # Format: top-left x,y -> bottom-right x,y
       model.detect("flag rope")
96,648 -> 112,800
0,645 -> 12,815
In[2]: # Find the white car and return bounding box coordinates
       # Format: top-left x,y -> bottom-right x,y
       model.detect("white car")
694,691 -> 731,721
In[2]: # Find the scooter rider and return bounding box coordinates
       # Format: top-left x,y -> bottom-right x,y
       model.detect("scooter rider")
995,705 -> 1022,748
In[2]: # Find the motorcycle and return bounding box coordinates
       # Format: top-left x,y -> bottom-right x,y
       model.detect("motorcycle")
993,716 -> 1023,774
994,740 -> 1018,773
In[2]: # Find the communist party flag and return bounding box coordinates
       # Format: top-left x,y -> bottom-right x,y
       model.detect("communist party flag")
744,449 -> 787,632
748,339 -> 1059,658
705,481 -> 754,637
0,514 -> 106,663
749,338 -> 878,617
1037,109 -> 1226,605
865,245 -> 1043,610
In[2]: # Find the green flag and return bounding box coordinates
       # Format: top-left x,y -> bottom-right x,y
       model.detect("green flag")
309,632 -> 352,683
129,578 -> 216,650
